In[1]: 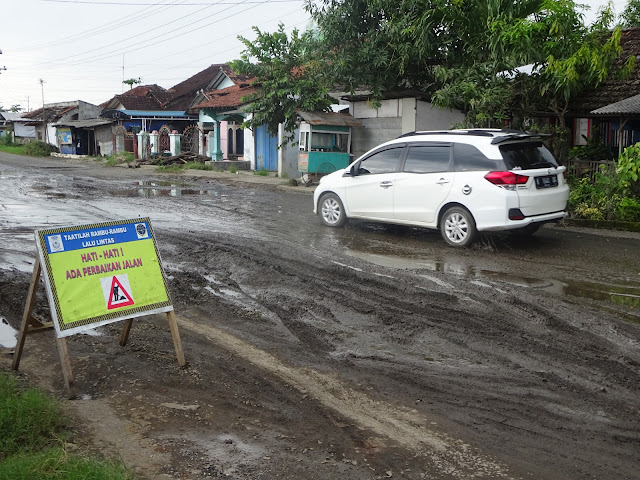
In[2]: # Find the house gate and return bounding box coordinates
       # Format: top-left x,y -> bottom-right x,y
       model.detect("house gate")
158,126 -> 171,153
181,125 -> 203,154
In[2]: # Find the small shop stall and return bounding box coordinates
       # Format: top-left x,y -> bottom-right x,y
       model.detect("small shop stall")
298,111 -> 362,180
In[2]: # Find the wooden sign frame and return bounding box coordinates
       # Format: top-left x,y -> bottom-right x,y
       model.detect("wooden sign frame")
12,219 -> 185,397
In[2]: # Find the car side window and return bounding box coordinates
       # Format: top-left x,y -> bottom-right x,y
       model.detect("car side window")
358,147 -> 404,174
454,143 -> 502,171
403,145 -> 451,173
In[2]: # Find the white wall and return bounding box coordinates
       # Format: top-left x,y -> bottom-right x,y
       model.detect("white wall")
415,101 -> 464,131
244,113 -> 255,170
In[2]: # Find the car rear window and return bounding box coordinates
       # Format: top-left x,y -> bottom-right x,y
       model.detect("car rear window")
453,143 -> 503,171
499,142 -> 559,170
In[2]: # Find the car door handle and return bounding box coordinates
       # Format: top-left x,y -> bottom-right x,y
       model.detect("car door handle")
436,178 -> 450,185
380,181 -> 393,189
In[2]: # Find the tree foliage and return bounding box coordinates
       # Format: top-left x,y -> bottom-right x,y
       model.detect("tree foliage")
230,24 -> 333,144
304,0 -> 632,129
620,0 -> 640,27
122,77 -> 141,90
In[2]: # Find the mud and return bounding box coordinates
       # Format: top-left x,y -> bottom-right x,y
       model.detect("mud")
1,152 -> 639,479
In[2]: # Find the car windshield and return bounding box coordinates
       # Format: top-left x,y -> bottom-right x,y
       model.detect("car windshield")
499,142 -> 559,170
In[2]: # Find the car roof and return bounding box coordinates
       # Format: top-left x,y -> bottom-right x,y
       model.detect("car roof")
394,129 -> 550,145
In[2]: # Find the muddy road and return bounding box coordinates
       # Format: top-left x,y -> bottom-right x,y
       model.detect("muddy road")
1,152 -> 639,480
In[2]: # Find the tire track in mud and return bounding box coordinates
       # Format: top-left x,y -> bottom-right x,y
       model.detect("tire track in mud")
178,314 -> 517,479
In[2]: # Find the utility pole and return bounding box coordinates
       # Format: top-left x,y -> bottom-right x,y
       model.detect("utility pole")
0,49 -> 5,75
40,78 -> 48,144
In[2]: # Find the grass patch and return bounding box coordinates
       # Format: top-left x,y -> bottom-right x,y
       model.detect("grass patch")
0,373 -> 134,480
0,374 -> 67,459
0,448 -> 133,480
24,141 -> 58,157
229,165 -> 238,174
104,152 -> 134,166
0,144 -> 27,155
254,168 -> 269,176
183,161 -> 213,171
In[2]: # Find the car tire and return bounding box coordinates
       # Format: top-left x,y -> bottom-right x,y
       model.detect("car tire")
509,223 -> 541,237
319,193 -> 347,227
440,206 -> 477,247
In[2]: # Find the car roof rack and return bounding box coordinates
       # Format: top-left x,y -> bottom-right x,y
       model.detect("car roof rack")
396,129 -> 551,143
396,129 -> 496,139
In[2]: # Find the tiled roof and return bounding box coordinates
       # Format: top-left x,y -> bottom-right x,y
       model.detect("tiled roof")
111,84 -> 169,110
191,84 -> 258,111
23,105 -> 77,122
165,64 -> 226,110
220,65 -> 255,84
569,27 -> 640,115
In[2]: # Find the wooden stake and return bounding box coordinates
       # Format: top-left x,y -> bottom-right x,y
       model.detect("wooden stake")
167,310 -> 185,367
13,256 -> 75,397
119,318 -> 133,346
12,258 -> 42,370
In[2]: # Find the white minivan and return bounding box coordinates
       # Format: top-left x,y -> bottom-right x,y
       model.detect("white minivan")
313,129 -> 569,247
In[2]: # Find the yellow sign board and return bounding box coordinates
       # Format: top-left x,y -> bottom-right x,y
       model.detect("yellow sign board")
36,218 -> 172,337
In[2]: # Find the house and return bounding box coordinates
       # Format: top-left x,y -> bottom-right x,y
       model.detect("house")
566,27 -> 640,152
100,84 -> 196,135
99,65 -> 241,157
342,92 -> 465,159
0,111 -> 36,143
189,65 -> 259,163
22,100 -> 105,154
190,79 -> 257,165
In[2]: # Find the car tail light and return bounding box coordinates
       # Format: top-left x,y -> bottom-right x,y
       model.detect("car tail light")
484,171 -> 529,189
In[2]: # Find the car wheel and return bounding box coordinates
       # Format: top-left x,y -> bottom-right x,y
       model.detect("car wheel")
440,206 -> 477,247
509,223 -> 541,237
319,193 -> 347,227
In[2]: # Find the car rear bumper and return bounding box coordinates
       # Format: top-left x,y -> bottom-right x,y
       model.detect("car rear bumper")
479,210 -> 568,232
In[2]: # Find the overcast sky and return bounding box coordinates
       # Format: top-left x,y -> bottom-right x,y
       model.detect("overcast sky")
0,0 -> 631,111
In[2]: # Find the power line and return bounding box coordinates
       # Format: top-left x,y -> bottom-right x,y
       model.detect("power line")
41,0 -> 300,4
39,0 -> 266,69
36,0 -> 225,67
15,0 -> 187,52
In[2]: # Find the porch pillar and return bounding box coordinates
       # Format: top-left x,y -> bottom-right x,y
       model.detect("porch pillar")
169,130 -> 181,156
137,131 -> 150,159
149,131 -> 159,154
210,120 -> 223,161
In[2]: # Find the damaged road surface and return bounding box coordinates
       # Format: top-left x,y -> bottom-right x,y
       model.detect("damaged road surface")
1,152 -> 639,480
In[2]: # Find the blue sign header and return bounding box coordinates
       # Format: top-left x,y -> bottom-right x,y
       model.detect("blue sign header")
43,220 -> 151,254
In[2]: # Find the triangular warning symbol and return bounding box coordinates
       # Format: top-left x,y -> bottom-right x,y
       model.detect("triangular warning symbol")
107,276 -> 135,310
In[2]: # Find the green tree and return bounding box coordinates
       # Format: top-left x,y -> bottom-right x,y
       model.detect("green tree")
230,23 -> 334,144
620,0 -> 640,27
122,77 -> 141,90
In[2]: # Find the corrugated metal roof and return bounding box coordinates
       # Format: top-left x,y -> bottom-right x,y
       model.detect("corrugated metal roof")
591,93 -> 640,115
298,111 -> 363,127
0,112 -> 31,122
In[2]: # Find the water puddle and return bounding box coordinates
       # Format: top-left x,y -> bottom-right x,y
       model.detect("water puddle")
0,316 -> 17,349
111,181 -> 221,198
345,249 -> 640,313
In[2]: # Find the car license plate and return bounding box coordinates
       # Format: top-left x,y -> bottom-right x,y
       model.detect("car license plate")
535,175 -> 558,189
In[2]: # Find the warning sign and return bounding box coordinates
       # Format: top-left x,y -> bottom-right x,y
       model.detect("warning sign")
101,275 -> 135,309
35,218 -> 173,337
